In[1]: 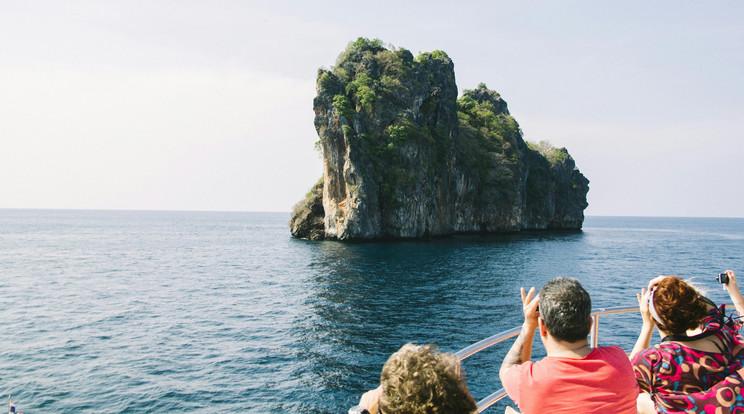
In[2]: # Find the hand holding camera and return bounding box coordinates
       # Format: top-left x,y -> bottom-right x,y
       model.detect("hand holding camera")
717,269 -> 744,318
718,270 -> 744,312
717,269 -> 737,291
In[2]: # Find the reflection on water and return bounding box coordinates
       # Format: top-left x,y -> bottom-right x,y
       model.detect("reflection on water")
286,231 -> 591,412
284,217 -> 744,412
1,211 -> 743,413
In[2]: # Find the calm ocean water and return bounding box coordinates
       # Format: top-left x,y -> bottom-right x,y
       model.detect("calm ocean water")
2,210 -> 743,413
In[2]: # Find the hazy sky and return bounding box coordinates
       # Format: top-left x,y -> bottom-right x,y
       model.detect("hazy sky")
1,1 -> 742,216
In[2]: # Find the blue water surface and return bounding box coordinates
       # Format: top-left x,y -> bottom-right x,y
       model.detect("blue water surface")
1,210 -> 743,413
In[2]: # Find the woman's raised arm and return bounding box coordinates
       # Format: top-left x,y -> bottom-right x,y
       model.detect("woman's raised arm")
723,270 -> 744,317
630,287 -> 655,360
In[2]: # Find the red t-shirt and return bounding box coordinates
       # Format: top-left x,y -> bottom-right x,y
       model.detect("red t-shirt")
502,346 -> 638,414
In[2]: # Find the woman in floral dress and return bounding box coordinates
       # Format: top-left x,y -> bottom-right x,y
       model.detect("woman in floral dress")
632,271 -> 744,413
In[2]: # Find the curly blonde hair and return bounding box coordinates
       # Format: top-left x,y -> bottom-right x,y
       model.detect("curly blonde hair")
378,344 -> 477,414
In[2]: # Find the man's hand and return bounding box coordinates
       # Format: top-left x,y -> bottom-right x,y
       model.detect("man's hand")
636,287 -> 655,328
500,287 -> 540,384
521,287 -> 539,329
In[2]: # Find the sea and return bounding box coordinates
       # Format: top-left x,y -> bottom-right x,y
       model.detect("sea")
2,210 -> 743,413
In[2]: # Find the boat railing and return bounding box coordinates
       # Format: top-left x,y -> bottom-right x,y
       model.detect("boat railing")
456,305 -> 640,413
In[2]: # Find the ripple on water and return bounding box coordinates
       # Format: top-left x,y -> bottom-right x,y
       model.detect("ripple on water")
1,211 -> 743,412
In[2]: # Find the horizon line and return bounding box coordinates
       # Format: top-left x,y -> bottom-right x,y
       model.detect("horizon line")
0,207 -> 742,220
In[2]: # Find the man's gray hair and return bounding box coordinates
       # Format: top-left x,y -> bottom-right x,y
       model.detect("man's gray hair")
539,277 -> 592,342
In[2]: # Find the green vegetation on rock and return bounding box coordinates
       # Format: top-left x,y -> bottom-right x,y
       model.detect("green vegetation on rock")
332,94 -> 353,120
528,140 -> 570,166
291,38 -> 589,240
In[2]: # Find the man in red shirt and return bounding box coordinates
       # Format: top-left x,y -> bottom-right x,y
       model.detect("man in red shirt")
499,277 -> 638,414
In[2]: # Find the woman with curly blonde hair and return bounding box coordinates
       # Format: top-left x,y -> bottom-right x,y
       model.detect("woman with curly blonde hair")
350,343 -> 477,414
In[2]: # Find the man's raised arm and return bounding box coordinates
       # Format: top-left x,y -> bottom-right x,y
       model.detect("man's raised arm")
499,287 -> 539,380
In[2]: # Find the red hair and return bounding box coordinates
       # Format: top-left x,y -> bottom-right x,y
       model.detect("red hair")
653,276 -> 708,335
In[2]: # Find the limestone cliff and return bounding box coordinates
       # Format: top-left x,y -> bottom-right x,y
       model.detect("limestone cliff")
290,38 -> 589,240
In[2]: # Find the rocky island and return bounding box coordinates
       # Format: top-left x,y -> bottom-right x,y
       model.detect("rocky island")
290,38 -> 589,240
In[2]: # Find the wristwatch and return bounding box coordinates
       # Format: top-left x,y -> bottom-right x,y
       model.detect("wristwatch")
348,406 -> 370,414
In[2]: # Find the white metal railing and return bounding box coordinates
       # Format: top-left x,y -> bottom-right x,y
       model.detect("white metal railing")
457,305 -> 640,413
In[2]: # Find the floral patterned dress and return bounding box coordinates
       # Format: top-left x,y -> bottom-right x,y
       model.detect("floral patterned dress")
632,305 -> 744,413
